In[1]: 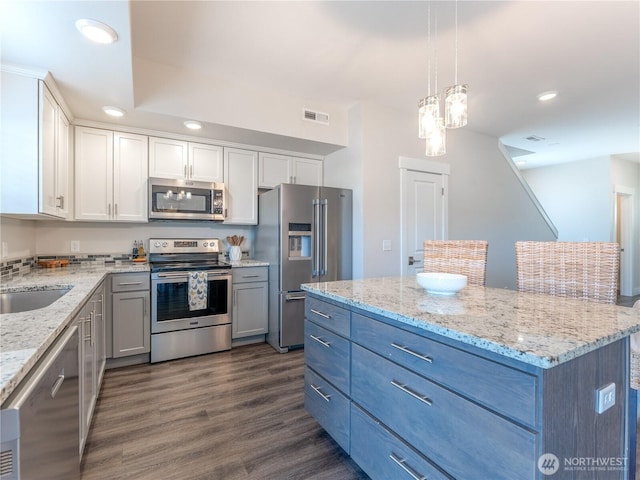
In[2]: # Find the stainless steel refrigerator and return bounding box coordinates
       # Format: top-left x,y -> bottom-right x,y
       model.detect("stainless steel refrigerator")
256,184 -> 352,353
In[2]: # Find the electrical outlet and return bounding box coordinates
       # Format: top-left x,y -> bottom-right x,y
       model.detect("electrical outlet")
382,240 -> 391,251
596,383 -> 615,414
1,242 -> 8,257
70,240 -> 80,252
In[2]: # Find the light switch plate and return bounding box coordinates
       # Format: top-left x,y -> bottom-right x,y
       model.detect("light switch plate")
596,383 -> 615,414
382,240 -> 391,251
70,240 -> 80,252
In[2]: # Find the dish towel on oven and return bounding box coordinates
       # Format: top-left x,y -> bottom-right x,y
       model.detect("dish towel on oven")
188,271 -> 207,311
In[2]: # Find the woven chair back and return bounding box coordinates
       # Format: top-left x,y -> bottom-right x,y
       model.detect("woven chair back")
515,241 -> 619,304
423,240 -> 488,286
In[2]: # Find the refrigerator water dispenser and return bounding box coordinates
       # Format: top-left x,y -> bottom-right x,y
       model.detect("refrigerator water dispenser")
288,223 -> 311,258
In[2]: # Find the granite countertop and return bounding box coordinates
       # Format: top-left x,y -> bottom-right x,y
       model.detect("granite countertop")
0,262 -> 149,405
224,259 -> 269,268
302,276 -> 640,369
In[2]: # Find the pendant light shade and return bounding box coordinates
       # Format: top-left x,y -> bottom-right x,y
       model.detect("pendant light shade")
425,118 -> 446,156
418,95 -> 441,139
445,84 -> 468,128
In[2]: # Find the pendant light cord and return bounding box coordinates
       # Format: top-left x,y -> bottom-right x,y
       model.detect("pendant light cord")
454,0 -> 458,85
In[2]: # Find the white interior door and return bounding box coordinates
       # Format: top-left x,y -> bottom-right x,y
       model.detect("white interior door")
401,168 -> 448,276
614,187 -> 634,296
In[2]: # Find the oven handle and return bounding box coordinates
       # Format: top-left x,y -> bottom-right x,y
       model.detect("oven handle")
154,270 -> 231,279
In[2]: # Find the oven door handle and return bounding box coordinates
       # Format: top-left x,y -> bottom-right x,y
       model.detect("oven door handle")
154,271 -> 231,279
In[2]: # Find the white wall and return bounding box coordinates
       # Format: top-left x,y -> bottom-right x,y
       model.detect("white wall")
0,217 -> 255,260
325,103 -> 556,287
0,217 -> 37,260
522,157 -> 611,241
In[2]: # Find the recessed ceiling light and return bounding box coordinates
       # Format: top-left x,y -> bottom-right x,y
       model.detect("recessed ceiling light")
537,91 -> 557,102
76,19 -> 118,44
102,106 -> 125,117
184,120 -> 202,130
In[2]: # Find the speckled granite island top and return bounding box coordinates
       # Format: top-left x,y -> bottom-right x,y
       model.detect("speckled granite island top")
301,276 -> 640,369
0,263 -> 149,405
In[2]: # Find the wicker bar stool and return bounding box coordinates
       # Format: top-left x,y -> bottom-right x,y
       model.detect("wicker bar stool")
423,240 -> 489,287
515,241 -> 620,304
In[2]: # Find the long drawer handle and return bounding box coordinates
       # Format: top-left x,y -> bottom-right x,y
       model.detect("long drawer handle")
391,343 -> 433,363
242,274 -> 260,278
118,281 -> 143,286
309,334 -> 331,348
51,374 -> 65,398
310,308 -> 331,319
389,452 -> 428,480
391,380 -> 432,406
310,384 -> 331,402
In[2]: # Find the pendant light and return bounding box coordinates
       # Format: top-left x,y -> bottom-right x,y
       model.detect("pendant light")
444,0 -> 468,128
426,13 -> 445,156
418,3 -> 441,140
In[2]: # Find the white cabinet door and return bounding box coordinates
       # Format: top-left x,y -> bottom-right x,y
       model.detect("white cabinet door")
75,127 -> 113,221
189,143 -> 223,182
113,132 -> 148,222
149,137 -> 188,179
258,152 -> 291,188
55,107 -> 71,218
224,148 -> 258,224
292,157 -> 323,186
40,85 -> 57,216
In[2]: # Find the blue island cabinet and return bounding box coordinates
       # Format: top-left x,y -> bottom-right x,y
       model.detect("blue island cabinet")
303,293 -> 629,480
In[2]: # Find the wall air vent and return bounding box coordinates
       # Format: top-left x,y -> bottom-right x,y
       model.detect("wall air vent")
303,108 -> 329,125
525,135 -> 545,142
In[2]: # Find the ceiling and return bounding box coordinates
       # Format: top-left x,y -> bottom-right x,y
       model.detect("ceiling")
1,1 -> 638,169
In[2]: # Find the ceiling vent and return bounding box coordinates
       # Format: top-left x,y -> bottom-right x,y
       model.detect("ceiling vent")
303,108 -> 329,125
525,135 -> 545,142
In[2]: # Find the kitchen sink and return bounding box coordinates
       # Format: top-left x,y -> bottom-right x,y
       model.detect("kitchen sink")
0,288 -> 72,314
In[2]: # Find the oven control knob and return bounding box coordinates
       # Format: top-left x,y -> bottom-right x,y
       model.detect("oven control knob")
154,241 -> 161,248
162,241 -> 168,247
203,242 -> 208,247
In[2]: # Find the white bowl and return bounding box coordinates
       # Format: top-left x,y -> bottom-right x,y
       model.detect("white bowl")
416,272 -> 467,295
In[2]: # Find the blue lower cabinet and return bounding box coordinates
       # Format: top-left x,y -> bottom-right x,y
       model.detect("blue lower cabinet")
350,404 -> 452,480
304,319 -> 350,393
304,366 -> 350,453
351,343 -> 537,479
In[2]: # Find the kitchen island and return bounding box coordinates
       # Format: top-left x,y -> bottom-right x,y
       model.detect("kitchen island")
302,276 -> 640,480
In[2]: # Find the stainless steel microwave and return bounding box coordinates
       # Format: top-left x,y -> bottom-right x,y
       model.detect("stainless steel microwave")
148,177 -> 226,221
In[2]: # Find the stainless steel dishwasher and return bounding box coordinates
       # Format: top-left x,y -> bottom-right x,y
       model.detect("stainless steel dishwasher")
0,324 -> 80,480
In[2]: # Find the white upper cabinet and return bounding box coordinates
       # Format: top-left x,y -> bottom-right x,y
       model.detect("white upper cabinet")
75,127 -> 148,222
0,70 -> 71,219
224,148 -> 258,224
258,152 -> 322,188
149,137 -> 223,183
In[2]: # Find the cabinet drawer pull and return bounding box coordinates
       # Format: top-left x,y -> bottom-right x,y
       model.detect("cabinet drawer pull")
310,308 -> 331,319
389,452 -> 427,480
50,374 -> 65,398
391,380 -> 432,406
391,343 -> 433,363
310,334 -> 331,348
118,281 -> 143,286
242,275 -> 260,278
310,384 -> 331,402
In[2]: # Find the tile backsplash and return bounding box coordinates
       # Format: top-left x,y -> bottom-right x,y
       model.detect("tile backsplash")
0,253 -> 134,278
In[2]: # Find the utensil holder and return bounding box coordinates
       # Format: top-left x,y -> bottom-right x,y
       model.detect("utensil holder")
229,246 -> 242,261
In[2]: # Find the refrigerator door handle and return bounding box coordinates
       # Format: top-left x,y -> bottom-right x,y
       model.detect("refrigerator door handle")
312,199 -> 321,276
321,199 -> 328,276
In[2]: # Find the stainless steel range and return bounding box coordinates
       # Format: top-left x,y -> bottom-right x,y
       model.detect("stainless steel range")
149,238 -> 232,363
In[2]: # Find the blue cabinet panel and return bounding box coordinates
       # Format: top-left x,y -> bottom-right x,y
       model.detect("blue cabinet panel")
304,319 -> 350,394
351,343 -> 537,480
351,312 -> 538,428
305,366 -> 350,453
305,296 -> 350,337
351,403 -> 452,480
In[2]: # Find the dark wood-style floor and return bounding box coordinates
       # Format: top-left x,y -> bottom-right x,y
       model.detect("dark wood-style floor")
80,344 -> 369,480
